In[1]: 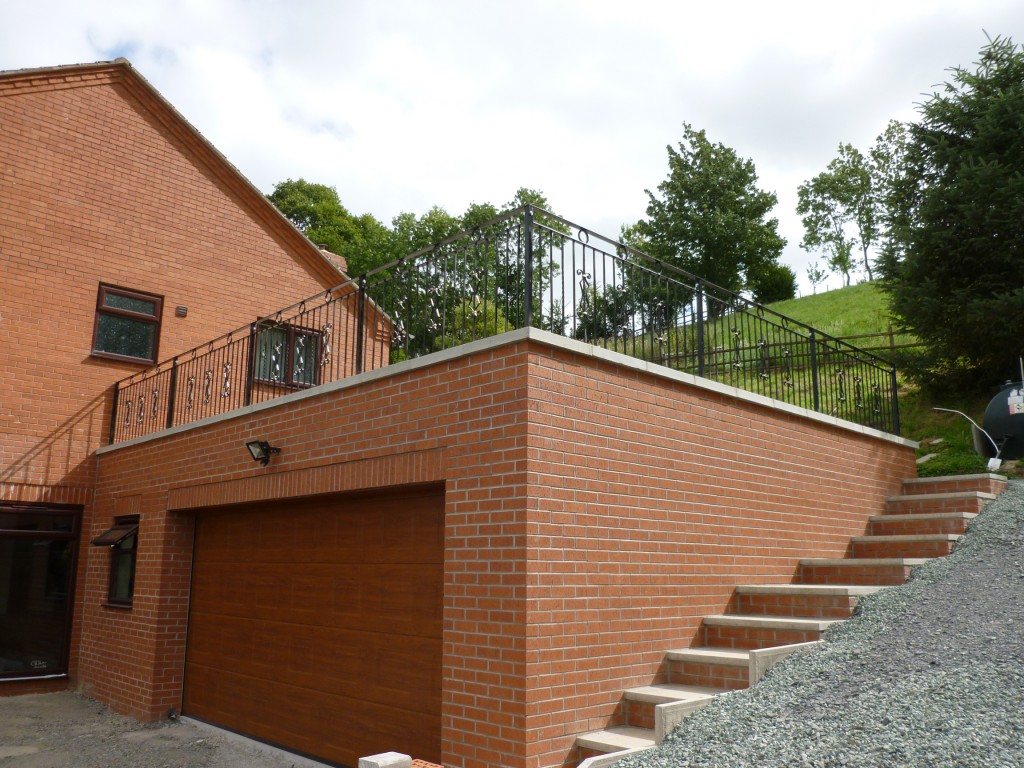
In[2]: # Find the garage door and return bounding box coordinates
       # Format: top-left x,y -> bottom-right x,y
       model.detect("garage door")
183,486 -> 444,767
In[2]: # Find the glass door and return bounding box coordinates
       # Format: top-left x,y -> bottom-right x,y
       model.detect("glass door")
0,505 -> 80,679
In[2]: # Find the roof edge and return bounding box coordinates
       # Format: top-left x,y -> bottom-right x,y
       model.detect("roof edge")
0,58 -> 347,289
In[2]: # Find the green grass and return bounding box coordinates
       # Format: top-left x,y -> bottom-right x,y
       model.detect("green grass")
768,282 -> 894,337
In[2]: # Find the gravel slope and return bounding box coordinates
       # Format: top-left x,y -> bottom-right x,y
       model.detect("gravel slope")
616,480 -> 1024,768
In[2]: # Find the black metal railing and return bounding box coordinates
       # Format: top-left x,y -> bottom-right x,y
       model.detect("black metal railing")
109,206 -> 899,443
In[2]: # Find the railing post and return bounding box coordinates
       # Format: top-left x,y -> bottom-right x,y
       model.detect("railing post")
809,331 -> 821,413
166,360 -> 179,429
523,205 -> 534,329
695,281 -> 705,377
107,382 -> 120,445
355,276 -> 367,374
243,322 -> 257,406
890,366 -> 901,434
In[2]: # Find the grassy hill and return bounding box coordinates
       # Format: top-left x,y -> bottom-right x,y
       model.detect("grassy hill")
766,283 -> 1016,478
768,282 -> 894,338
766,282 -> 917,356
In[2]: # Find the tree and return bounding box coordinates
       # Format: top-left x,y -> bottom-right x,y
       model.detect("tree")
749,262 -> 797,304
881,35 -> 1024,390
267,179 -> 392,277
389,206 -> 464,256
796,143 -> 877,285
806,260 -> 828,294
870,120 -> 914,277
635,124 -> 786,303
574,283 -> 632,342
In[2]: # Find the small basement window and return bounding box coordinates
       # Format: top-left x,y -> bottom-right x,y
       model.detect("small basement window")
91,516 -> 139,606
91,284 -> 163,363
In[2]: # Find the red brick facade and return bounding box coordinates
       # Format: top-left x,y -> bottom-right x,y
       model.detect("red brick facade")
0,60 -> 343,506
0,60 -> 345,696
89,330 -> 916,768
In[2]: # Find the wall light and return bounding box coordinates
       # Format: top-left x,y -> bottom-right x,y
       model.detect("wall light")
245,440 -> 281,466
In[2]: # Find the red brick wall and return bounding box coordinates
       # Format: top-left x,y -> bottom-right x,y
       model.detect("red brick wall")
88,340 -> 533,767
0,65 -> 339,502
86,332 -> 917,768
521,343 -> 915,768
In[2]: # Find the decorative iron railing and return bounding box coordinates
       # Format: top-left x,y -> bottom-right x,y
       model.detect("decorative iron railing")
109,206 -> 899,443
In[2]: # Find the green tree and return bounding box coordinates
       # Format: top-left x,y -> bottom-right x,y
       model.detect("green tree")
796,143 -> 877,285
870,120 -> 914,276
749,262 -> 797,304
389,206 -> 464,256
806,260 -> 828,294
574,283 -> 633,342
881,35 -> 1024,390
635,124 -> 786,306
267,179 -> 392,277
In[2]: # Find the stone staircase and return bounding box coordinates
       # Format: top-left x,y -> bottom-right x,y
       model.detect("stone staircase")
574,473 -> 1007,768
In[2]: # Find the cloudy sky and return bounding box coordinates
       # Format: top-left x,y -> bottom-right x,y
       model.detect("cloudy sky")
2,1 -> 1021,292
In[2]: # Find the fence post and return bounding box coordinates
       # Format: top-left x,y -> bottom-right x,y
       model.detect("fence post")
695,282 -> 705,377
166,360 -> 179,429
243,322 -> 257,406
890,366 -> 901,434
355,276 -> 367,374
809,331 -> 821,413
523,205 -> 534,329
107,381 -> 120,445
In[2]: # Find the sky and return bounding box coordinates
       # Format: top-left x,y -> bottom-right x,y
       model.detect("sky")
2,1 -> 1022,293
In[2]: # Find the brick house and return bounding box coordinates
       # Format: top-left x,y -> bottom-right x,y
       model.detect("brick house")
2,60 -> 940,768
0,59 -> 347,689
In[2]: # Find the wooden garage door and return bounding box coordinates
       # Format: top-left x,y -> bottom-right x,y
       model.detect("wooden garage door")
183,486 -> 444,767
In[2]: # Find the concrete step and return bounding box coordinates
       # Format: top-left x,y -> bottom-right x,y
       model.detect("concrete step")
576,725 -> 655,754
667,646 -> 750,665
850,533 -> 960,559
901,473 -> 1007,497
702,613 -> 838,649
622,683 -> 725,732
624,682 -> 726,704
886,491 -> 996,516
869,511 -> 977,536
799,557 -> 930,586
665,646 -> 750,689
734,584 -> 881,618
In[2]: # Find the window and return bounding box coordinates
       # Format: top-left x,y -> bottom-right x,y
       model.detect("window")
254,320 -> 320,388
92,284 -> 163,363
0,504 -> 80,680
91,516 -> 139,606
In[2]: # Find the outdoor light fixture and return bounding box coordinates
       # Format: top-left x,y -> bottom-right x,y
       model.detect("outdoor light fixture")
245,440 -> 281,466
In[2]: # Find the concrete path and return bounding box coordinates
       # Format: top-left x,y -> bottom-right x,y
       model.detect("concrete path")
0,692 -> 332,768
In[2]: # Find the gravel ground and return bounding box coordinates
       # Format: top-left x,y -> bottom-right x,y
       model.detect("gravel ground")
0,693 -> 330,768
617,479 -> 1024,768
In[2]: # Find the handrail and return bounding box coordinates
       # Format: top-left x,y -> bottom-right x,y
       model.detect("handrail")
109,206 -> 900,443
